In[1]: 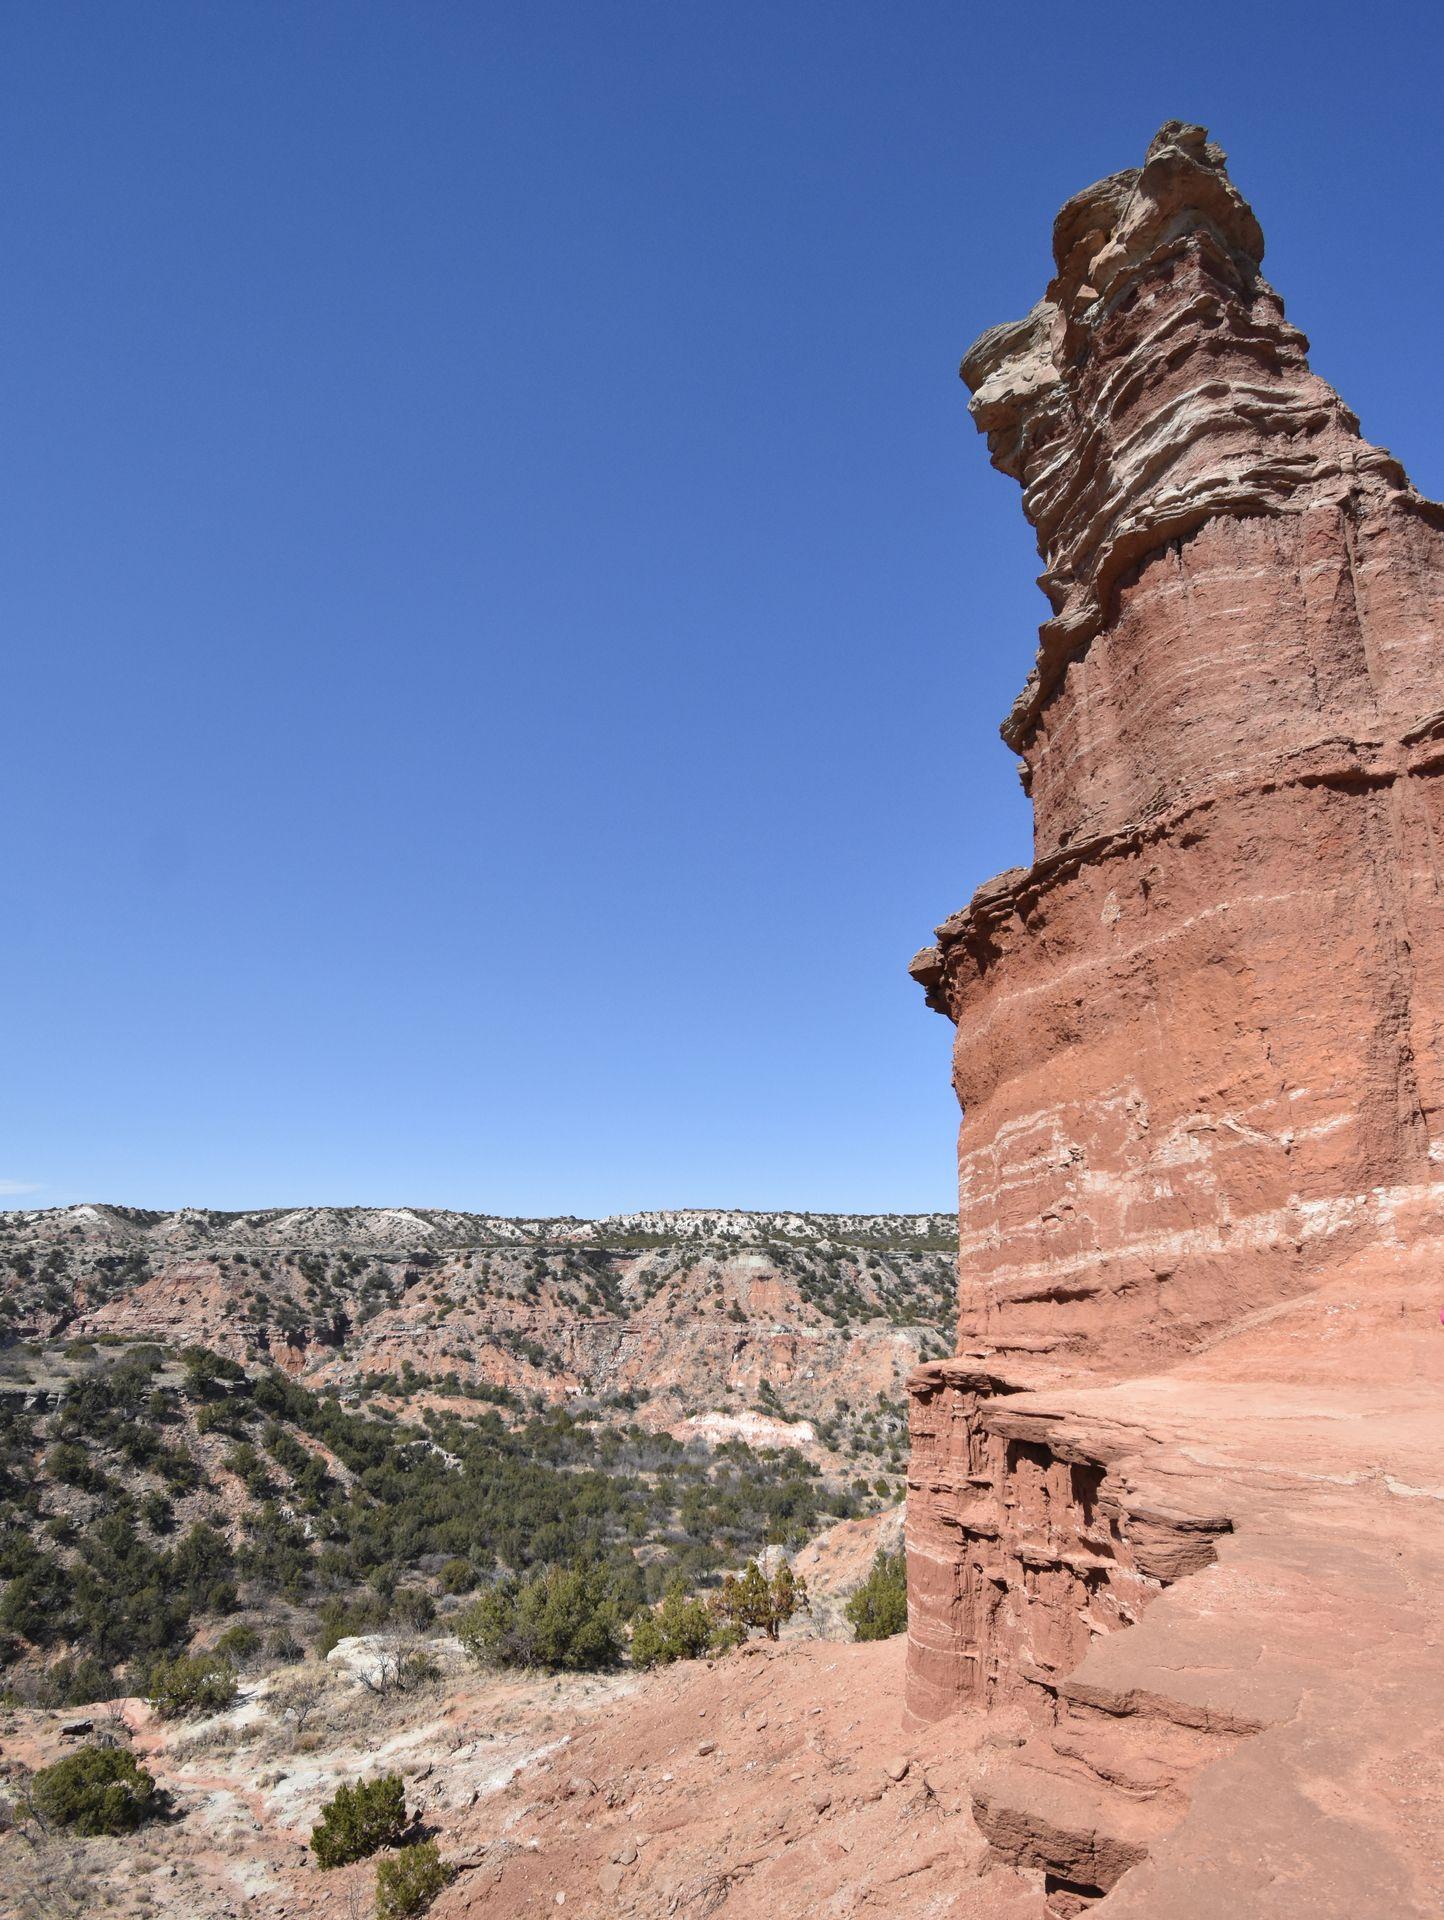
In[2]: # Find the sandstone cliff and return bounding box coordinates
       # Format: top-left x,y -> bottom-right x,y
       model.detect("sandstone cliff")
905,124 -> 1444,1916
910,119 -> 1444,1372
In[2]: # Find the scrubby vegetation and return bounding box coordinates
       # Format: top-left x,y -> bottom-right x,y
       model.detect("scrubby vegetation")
147,1651 -> 239,1719
714,1558 -> 808,1642
310,1772 -> 409,1868
456,1562 -> 623,1673
0,1204 -> 956,1348
30,1744 -> 165,1835
375,1840 -> 454,1917
628,1577 -> 726,1668
845,1548 -> 909,1641
0,1203 -> 945,1699
0,1337 -> 861,1694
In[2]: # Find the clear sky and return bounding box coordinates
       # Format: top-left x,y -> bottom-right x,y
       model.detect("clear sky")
5,2 -> 1443,1216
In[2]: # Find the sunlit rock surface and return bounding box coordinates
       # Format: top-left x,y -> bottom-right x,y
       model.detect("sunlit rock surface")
906,124 -> 1444,1917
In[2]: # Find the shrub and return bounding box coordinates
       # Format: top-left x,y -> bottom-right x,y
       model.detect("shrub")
169,1521 -> 238,1612
213,1623 -> 262,1665
439,1557 -> 475,1595
47,1441 -> 108,1493
196,1401 -> 246,1437
30,1654 -> 122,1707
375,1840 -> 453,1917
314,1591 -> 392,1657
629,1578 -> 723,1670
456,1563 -> 621,1673
31,1745 -> 164,1835
272,1668 -> 326,1735
141,1491 -> 175,1535
357,1635 -> 439,1697
267,1626 -> 305,1663
0,1545 -> 72,1647
310,1773 -> 408,1869
712,1559 -> 808,1642
181,1347 -> 248,1399
845,1549 -> 908,1642
391,1587 -> 435,1631
147,1652 -> 238,1720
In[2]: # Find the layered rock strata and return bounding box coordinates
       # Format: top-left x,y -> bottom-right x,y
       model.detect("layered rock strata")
910,120 -> 1444,1378
904,123 -> 1444,1911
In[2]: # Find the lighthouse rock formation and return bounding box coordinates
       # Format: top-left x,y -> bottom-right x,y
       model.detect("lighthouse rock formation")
905,126 -> 1444,1915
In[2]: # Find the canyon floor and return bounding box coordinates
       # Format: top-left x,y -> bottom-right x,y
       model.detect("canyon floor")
4,1629 -> 1041,1920
4,1264 -> 1441,1917
2,1203 -> 1441,1915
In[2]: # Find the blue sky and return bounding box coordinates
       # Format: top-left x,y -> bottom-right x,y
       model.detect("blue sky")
5,2 -> 1443,1215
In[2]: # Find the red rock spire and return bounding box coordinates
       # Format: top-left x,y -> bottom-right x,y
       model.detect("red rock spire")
955,122 -> 1442,855
905,124 -> 1444,1721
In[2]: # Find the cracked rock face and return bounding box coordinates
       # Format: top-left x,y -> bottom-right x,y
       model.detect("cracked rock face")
909,121 -> 1444,1376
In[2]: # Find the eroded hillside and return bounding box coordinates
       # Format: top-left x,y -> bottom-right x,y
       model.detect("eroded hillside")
0,1209 -> 932,1918
0,1206 -> 953,1476
0,1206 -> 943,1729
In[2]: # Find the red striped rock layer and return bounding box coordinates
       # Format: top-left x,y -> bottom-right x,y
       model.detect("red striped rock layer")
910,121 -> 1444,1372
923,747 -> 1444,1368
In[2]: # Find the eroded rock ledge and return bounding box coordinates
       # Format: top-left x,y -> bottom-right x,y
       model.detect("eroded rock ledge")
905,1359 -> 1230,1725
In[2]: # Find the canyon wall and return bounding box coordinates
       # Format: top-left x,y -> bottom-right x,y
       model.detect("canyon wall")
906,123 -> 1444,1724
1,1204 -> 951,1479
